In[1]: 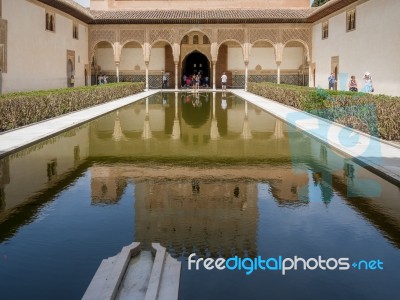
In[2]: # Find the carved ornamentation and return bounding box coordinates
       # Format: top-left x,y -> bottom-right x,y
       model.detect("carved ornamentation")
217,29 -> 244,45
120,29 -> 145,46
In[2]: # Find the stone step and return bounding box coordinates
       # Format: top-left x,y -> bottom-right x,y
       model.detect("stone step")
82,242 -> 181,300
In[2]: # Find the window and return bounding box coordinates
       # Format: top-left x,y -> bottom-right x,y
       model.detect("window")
322,22 -> 329,39
46,12 -> 55,32
203,35 -> 210,44
182,35 -> 189,44
346,10 -> 356,31
193,35 -> 199,44
73,23 -> 79,39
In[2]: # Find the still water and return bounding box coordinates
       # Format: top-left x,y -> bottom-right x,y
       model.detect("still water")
0,92 -> 399,299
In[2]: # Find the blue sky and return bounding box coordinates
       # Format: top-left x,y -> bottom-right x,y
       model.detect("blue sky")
73,0 -> 313,8
74,0 -> 89,7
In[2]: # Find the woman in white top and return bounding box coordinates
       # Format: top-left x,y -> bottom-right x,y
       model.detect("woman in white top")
363,72 -> 373,93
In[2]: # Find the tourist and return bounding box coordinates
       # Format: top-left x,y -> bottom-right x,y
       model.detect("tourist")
363,72 -> 374,93
348,75 -> 358,92
98,74 -> 103,85
204,76 -> 209,87
328,72 -> 336,90
186,75 -> 191,88
221,72 -> 227,90
221,92 -> 227,110
103,75 -> 108,84
194,74 -> 200,91
162,73 -> 168,89
70,75 -> 75,87
182,74 -> 187,88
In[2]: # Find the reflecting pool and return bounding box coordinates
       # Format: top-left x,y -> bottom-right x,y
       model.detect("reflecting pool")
0,92 -> 399,299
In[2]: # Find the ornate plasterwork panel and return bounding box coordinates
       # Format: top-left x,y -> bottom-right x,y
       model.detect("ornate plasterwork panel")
149,29 -> 175,46
249,28 -> 279,45
90,29 -> 117,50
120,29 -> 145,46
217,29 -> 245,45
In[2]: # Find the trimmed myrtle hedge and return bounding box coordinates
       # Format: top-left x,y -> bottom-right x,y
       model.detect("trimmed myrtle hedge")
248,82 -> 400,141
0,82 -> 144,132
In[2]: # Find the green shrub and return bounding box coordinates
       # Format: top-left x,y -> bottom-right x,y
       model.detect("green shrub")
0,83 -> 144,132
248,82 -> 400,141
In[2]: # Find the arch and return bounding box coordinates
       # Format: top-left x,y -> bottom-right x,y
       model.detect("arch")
67,59 -> 74,87
178,29 -> 212,44
90,40 -> 114,62
120,41 -> 145,78
217,39 -> 244,54
121,39 -> 144,50
250,39 -> 277,61
181,48 -> 211,63
283,39 -> 310,63
281,40 -> 310,86
89,40 -> 114,62
182,35 -> 189,44
181,50 -> 211,79
150,39 -> 173,50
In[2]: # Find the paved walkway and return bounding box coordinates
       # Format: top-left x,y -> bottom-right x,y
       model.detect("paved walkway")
231,90 -> 400,185
0,90 -> 158,157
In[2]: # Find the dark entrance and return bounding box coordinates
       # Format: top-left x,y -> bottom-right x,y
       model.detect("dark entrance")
182,51 -> 210,83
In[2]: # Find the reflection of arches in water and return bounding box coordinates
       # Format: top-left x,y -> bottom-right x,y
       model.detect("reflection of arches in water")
234,186 -> 240,198
0,188 -> 5,211
192,179 -> 200,194
181,93 -> 210,128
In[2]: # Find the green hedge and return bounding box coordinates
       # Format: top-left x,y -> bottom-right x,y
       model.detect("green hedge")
248,82 -> 400,141
0,82 -> 144,132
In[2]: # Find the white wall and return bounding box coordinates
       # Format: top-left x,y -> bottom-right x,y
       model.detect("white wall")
249,47 -> 276,70
230,46 -> 304,71
312,0 -> 400,96
281,47 -> 304,70
2,0 -> 89,93
228,48 -> 245,70
96,47 -> 164,72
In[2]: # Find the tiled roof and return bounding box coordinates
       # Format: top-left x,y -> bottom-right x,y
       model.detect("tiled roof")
36,0 -> 361,24
308,0 -> 359,22
37,0 -> 93,23
90,9 -> 314,24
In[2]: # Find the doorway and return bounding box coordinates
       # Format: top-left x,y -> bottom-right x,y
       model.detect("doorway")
67,59 -> 74,87
182,51 -> 210,86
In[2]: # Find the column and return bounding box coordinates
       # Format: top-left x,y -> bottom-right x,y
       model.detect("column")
244,62 -> 249,91
145,62 -> 149,91
277,62 -> 281,85
172,92 -> 180,140
210,92 -> 219,140
212,62 -> 216,91
175,62 -> 179,90
116,62 -> 120,83
309,64 -> 312,87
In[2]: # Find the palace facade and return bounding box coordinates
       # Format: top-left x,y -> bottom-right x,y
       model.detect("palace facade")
0,0 -> 399,96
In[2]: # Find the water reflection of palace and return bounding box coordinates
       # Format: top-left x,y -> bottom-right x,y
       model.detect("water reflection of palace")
88,93 -> 297,159
0,93 -> 399,248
